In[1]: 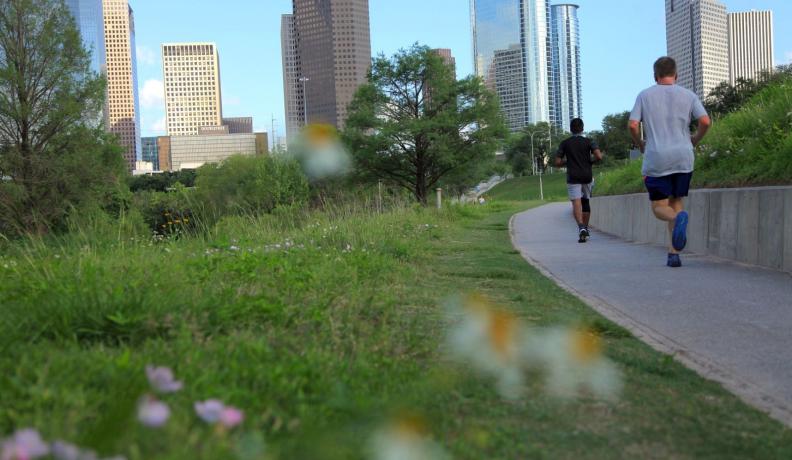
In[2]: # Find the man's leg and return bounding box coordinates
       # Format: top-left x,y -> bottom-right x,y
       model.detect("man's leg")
582,198 -> 591,227
572,198 -> 583,226
651,198 -> 680,254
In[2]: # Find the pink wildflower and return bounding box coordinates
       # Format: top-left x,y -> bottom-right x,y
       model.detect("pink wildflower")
145,365 -> 183,393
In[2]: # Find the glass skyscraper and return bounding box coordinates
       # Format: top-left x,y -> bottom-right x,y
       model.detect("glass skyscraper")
471,0 -> 552,131
551,4 -> 582,132
141,137 -> 160,171
65,0 -> 106,75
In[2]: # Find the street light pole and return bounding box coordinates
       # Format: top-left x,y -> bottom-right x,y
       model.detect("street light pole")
529,130 -> 539,176
298,76 -> 310,126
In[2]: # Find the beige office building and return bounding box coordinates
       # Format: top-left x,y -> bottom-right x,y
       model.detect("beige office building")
666,0 -> 729,99
282,0 -> 371,137
162,42 -> 223,136
166,133 -> 268,171
728,11 -> 775,85
102,0 -> 141,171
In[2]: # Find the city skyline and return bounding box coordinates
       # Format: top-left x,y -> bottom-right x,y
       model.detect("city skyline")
128,0 -> 792,139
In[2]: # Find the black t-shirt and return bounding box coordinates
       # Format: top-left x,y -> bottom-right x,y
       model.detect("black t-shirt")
556,135 -> 599,184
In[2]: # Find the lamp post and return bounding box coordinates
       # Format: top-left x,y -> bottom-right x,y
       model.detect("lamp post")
529,130 -> 542,177
298,76 -> 310,126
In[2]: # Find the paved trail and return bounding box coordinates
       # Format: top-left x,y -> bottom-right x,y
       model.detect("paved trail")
511,202 -> 792,427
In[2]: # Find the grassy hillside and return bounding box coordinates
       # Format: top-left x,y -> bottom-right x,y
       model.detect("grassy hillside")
2,202 -> 792,458
486,172 -> 569,202
597,78 -> 792,196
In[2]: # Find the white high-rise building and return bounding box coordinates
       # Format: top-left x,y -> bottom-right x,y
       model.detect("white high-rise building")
102,0 -> 141,170
162,42 -> 223,136
551,4 -> 582,132
728,11 -> 775,85
665,0 -> 729,99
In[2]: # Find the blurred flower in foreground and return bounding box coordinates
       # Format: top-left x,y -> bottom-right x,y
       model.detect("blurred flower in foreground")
194,400 -> 245,429
525,327 -> 623,401
369,414 -> 449,460
0,429 -> 49,460
287,124 -> 352,180
137,397 -> 171,428
50,440 -> 115,460
145,365 -> 183,393
446,294 -> 527,399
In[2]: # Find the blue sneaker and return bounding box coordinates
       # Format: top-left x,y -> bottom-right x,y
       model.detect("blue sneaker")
672,211 -> 688,251
667,253 -> 682,268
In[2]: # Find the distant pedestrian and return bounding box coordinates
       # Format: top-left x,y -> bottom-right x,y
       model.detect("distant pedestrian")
628,56 -> 711,267
555,118 -> 603,243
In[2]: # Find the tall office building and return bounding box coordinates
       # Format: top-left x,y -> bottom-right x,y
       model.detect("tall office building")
471,0 -> 553,131
281,14 -> 304,141
282,0 -> 372,138
162,43 -> 223,136
728,11 -> 774,85
551,4 -> 582,132
66,0 -> 106,75
102,0 -> 141,171
665,0 -> 729,99
431,49 -> 457,79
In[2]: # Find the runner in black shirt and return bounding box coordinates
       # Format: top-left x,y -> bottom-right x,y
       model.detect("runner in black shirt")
555,118 -> 603,243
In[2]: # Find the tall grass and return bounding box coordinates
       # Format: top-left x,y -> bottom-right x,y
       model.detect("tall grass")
0,196 -> 475,458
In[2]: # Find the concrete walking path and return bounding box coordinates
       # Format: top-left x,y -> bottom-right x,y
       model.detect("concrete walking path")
511,202 -> 792,427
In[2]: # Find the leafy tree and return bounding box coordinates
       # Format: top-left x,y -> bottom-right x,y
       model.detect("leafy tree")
589,111 -> 634,160
128,170 -> 197,193
0,0 -> 123,235
506,122 -> 566,176
343,44 -> 507,204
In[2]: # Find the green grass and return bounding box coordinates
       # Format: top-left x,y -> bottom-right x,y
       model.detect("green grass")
597,78 -> 792,196
486,173 -> 569,202
1,202 -> 791,458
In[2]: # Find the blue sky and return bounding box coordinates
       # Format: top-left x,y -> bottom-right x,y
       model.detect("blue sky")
133,0 -> 792,139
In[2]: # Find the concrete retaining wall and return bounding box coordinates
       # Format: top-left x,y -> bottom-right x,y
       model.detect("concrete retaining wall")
590,187 -> 792,274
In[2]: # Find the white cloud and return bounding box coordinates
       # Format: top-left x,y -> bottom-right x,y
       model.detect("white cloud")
140,79 -> 165,109
785,51 -> 792,64
224,95 -> 242,107
151,117 -> 167,133
136,45 -> 158,67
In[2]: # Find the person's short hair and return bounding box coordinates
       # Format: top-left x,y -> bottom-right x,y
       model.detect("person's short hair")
654,56 -> 677,79
570,118 -> 584,134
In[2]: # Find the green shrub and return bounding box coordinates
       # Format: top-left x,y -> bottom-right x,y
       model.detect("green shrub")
131,186 -> 197,236
194,155 -> 310,220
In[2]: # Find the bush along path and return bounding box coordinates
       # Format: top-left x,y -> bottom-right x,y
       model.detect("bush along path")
1,202 -> 792,459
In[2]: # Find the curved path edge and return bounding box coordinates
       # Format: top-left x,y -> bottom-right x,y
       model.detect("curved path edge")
509,210 -> 792,429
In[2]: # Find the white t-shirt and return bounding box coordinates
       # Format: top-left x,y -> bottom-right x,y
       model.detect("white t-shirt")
630,84 -> 708,177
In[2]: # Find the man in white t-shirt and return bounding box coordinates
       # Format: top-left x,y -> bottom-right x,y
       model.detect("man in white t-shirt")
629,57 -> 711,268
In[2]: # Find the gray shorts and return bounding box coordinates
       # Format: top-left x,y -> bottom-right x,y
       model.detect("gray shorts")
567,182 -> 593,200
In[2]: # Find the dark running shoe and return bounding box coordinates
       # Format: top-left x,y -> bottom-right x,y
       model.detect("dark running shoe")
672,211 -> 689,251
578,228 -> 588,244
667,253 -> 682,268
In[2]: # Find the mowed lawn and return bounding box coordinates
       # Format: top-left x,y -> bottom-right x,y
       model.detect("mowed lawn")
1,202 -> 791,459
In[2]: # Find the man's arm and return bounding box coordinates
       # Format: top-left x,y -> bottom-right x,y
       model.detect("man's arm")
554,155 -> 565,167
592,148 -> 604,163
628,120 -> 644,153
554,143 -> 566,167
691,115 -> 711,147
